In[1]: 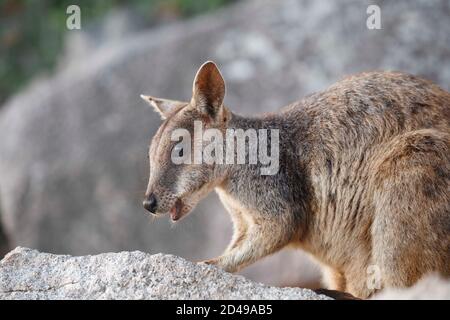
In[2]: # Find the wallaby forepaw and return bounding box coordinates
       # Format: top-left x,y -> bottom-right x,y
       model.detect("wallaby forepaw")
197,258 -> 238,273
197,258 -> 219,266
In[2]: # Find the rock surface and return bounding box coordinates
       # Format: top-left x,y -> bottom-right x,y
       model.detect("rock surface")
1,0 -> 450,286
0,247 -> 329,300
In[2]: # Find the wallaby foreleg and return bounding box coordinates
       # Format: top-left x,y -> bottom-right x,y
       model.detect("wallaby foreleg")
201,214 -> 294,273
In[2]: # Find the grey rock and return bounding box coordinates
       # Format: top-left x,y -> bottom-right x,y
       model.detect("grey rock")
1,0 -> 450,286
0,247 -> 330,300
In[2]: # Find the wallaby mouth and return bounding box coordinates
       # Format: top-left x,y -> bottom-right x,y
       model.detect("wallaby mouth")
169,198 -> 184,221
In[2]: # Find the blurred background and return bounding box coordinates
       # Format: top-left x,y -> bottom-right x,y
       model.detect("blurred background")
0,0 -> 449,289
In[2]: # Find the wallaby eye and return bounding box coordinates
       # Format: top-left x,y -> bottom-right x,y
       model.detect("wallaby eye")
173,144 -> 184,157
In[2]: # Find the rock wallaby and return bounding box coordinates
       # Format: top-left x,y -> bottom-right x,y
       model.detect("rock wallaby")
141,61 -> 450,298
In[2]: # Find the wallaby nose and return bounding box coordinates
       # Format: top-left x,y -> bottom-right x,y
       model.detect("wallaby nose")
143,193 -> 158,213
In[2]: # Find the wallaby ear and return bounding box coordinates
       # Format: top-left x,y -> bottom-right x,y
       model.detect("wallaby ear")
192,61 -> 225,119
140,95 -> 185,119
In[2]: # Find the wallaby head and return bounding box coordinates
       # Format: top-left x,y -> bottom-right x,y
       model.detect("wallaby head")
141,61 -> 229,221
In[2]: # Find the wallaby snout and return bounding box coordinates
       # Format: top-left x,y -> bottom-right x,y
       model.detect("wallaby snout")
143,193 -> 158,214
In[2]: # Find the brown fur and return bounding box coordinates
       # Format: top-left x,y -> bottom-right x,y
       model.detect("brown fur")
142,62 -> 450,298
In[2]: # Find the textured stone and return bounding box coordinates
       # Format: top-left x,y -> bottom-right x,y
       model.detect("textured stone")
0,247 -> 330,300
